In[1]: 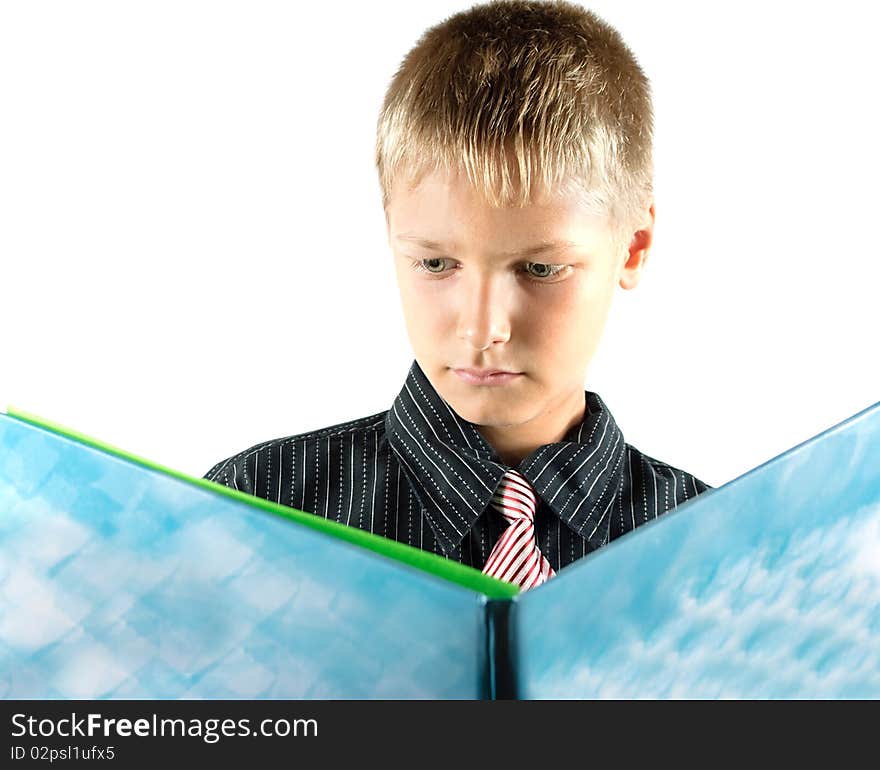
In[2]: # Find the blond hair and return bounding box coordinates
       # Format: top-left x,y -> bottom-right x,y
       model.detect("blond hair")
375,0 -> 654,251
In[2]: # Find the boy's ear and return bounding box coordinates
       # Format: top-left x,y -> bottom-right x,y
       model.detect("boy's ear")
618,201 -> 655,291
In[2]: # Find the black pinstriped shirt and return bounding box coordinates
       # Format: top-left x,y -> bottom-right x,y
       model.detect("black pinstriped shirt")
203,359 -> 713,574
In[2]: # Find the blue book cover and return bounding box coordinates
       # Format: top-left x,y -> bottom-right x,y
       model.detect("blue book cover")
1,401 -> 878,699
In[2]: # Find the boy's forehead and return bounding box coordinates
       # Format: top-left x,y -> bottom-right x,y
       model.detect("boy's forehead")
388,167 -> 611,249
396,164 -> 569,207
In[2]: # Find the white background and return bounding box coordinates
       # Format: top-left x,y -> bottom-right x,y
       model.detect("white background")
1,0 -> 877,488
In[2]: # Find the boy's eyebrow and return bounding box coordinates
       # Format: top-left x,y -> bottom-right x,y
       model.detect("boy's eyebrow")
395,234 -> 578,257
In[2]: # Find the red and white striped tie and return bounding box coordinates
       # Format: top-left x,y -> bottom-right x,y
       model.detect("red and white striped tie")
481,468 -> 555,590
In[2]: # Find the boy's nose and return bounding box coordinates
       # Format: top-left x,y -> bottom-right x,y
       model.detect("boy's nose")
455,277 -> 512,350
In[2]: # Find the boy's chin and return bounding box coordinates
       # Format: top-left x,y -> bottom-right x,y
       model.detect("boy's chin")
441,390 -> 529,428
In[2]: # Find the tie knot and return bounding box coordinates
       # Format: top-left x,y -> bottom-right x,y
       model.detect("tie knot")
489,468 -> 537,526
482,467 -> 554,589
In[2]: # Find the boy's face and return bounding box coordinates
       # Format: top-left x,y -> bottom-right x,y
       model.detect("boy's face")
386,166 -> 653,463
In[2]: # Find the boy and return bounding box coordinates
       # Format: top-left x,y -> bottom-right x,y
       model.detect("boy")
204,0 -> 712,589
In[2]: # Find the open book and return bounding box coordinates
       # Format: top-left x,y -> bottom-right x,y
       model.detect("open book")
1,400 -> 878,699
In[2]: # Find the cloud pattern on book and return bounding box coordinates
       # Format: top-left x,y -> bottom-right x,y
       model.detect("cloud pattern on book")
516,404 -> 880,698
0,420 -> 484,699
2,399 -> 879,699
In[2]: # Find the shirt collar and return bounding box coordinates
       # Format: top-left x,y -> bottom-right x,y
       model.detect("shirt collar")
385,359 -> 627,554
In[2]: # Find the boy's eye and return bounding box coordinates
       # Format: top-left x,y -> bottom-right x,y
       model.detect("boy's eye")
525,262 -> 558,279
418,257 -> 448,274
410,258 -> 566,281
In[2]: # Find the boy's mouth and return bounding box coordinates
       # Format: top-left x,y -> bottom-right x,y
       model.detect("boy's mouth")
452,368 -> 522,386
